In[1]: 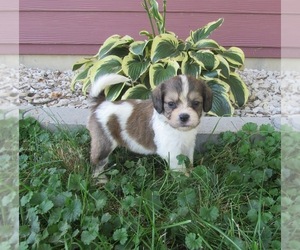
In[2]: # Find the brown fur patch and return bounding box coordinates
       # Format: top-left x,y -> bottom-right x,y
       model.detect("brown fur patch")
187,76 -> 213,112
107,114 -> 126,146
88,112 -> 113,166
126,100 -> 157,151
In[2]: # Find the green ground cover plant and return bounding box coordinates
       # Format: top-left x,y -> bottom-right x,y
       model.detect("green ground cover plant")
19,117 -> 280,249
0,110 -> 19,249
281,125 -> 300,249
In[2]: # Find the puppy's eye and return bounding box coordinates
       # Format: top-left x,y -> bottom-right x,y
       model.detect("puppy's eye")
167,101 -> 177,109
192,101 -> 200,107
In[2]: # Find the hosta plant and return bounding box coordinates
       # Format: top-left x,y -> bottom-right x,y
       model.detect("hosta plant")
71,0 -> 248,116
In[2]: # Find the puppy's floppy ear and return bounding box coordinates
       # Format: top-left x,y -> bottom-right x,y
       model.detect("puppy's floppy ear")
151,84 -> 164,114
202,83 -> 213,112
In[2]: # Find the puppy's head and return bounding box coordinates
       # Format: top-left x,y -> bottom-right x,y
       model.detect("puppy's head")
151,75 -> 213,130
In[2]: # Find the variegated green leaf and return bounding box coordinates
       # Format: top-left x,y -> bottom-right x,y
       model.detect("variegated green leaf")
149,61 -> 179,88
96,35 -> 121,59
70,62 -> 93,91
139,30 -> 154,39
72,57 -> 94,71
151,34 -> 182,63
129,41 -> 149,56
207,79 -> 234,116
122,84 -> 151,100
184,41 -> 193,51
114,35 -> 134,46
216,55 -> 230,79
227,73 -> 249,107
97,35 -> 133,59
122,53 -> 151,82
89,55 -> 123,82
105,83 -> 127,101
165,31 -> 177,37
82,78 -> 92,95
189,50 -> 219,71
171,43 -> 186,61
222,47 -> 245,68
181,54 -> 201,78
202,69 -> 221,80
187,18 -> 224,43
195,39 -> 221,50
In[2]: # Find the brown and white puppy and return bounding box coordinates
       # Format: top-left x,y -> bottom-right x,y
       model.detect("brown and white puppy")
87,74 -> 213,181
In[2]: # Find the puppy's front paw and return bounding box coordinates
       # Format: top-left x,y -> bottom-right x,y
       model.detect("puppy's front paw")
184,171 -> 190,177
170,169 -> 189,179
92,167 -> 108,184
96,175 -> 108,184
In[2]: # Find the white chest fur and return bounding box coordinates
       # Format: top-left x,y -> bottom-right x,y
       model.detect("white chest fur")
152,111 -> 198,171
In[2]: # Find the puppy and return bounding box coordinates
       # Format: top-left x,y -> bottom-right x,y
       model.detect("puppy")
87,74 -> 213,181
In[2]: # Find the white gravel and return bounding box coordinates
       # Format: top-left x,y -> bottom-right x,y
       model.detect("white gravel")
1,64 -> 300,117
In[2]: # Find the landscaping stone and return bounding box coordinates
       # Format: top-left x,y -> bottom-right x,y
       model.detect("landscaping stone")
14,64 -> 286,117
1,64 -> 300,131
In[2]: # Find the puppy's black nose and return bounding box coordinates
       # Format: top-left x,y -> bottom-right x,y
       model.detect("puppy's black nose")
179,113 -> 190,123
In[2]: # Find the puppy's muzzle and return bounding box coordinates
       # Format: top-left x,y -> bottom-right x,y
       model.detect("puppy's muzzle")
179,113 -> 190,123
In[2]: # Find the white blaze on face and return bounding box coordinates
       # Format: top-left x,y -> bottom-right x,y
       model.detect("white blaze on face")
179,75 -> 189,107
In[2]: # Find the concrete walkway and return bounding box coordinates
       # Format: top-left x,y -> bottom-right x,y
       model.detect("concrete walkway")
20,106 -> 281,130
21,106 -> 283,151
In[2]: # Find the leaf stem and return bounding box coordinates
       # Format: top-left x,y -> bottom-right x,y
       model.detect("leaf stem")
142,0 -> 156,36
162,0 -> 167,33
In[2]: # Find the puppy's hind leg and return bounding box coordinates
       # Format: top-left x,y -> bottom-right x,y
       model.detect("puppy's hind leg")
88,118 -> 115,183
90,136 -> 115,183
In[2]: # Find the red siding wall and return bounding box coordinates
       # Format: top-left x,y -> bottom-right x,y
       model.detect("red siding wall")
281,0 -> 300,58
0,0 -> 19,54
19,0 -> 283,58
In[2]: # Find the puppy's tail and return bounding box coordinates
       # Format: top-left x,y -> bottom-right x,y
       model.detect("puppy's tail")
89,74 -> 130,106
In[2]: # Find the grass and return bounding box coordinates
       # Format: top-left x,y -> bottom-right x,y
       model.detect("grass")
0,110 -> 19,250
19,117 -> 281,250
